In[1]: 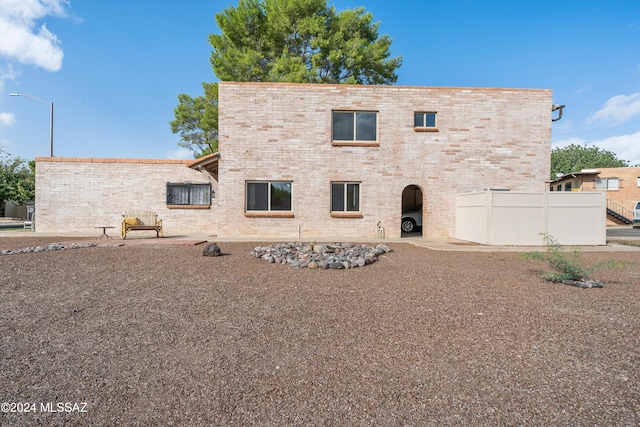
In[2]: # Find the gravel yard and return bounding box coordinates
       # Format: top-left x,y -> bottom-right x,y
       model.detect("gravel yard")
1,236 -> 639,426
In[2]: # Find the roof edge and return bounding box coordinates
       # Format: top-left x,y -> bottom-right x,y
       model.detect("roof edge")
35,157 -> 190,165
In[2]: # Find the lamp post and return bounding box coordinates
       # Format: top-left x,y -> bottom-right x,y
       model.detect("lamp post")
9,93 -> 54,157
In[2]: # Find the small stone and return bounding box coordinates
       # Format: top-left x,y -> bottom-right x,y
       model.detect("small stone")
308,261 -> 318,269
202,243 -> 221,257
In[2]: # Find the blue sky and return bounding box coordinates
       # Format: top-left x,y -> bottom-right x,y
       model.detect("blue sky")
1,0 -> 639,166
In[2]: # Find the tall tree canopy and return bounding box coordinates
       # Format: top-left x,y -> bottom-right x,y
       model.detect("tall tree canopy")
171,0 -> 402,157
210,0 -> 401,84
551,144 -> 629,180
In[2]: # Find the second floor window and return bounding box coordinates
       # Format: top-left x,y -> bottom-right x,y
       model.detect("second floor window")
332,111 -> 377,142
595,177 -> 619,190
414,112 -> 437,129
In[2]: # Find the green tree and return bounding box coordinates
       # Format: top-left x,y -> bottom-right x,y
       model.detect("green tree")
210,0 -> 401,84
0,154 -> 35,213
172,0 -> 402,157
551,144 -> 629,180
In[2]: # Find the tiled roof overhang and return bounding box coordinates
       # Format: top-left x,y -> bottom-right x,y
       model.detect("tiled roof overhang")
186,153 -> 219,180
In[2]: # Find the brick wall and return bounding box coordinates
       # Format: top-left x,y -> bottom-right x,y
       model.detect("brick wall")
217,82 -> 552,239
35,157 -> 218,235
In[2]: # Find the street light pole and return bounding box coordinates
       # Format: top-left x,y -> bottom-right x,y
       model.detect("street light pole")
9,93 -> 54,157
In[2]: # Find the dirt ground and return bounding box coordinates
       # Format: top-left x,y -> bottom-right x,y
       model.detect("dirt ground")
1,236 -> 639,426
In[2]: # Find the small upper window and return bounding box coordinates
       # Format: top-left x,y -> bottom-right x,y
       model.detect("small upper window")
332,111 -> 377,142
166,183 -> 211,206
637,176 -> 639,187
414,112 -> 437,131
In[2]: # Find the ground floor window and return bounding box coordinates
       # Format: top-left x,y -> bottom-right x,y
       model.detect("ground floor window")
246,181 -> 292,211
166,183 -> 211,206
331,182 -> 360,212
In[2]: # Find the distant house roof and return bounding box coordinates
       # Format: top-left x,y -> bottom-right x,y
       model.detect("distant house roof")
187,153 -> 219,180
550,169 -> 599,184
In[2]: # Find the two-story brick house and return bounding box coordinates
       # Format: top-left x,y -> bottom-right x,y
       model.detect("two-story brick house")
210,82 -> 552,239
35,82 -> 553,239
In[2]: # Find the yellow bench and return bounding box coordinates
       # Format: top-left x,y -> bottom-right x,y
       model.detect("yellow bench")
121,210 -> 163,239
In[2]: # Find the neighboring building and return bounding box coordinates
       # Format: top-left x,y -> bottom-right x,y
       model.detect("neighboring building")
1,200 -> 31,218
550,167 -> 640,226
35,82 -> 553,240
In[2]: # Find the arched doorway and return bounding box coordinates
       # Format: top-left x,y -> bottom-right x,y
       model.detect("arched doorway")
401,185 -> 423,236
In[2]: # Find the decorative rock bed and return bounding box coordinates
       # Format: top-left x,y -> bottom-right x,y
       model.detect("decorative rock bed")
0,242 -> 123,255
250,242 -> 393,269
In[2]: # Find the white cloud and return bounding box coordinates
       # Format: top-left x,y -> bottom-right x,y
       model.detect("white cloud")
588,91 -> 640,126
0,112 -> 16,127
0,0 -> 68,71
166,147 -> 195,160
553,131 -> 640,167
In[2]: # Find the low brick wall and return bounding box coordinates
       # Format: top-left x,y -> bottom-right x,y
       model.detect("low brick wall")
34,157 -> 218,235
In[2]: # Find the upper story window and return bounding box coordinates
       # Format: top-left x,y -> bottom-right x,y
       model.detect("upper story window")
166,182 -> 211,207
246,181 -> 292,212
637,176 -> 639,187
595,177 -> 619,190
332,111 -> 377,144
414,112 -> 438,132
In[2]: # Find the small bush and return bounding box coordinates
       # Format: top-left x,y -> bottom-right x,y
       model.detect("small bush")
521,234 -> 625,283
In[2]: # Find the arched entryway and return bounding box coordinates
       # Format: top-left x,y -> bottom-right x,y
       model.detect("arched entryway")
401,185 -> 423,237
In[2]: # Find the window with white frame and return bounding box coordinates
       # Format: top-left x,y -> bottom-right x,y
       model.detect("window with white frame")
246,181 -> 292,211
331,182 -> 360,212
637,176 -> 640,187
414,112 -> 437,129
595,177 -> 619,190
166,182 -> 212,206
332,111 -> 377,142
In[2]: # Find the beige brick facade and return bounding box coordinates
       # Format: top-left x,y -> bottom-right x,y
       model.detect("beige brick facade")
216,82 -> 552,239
35,157 -> 218,234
